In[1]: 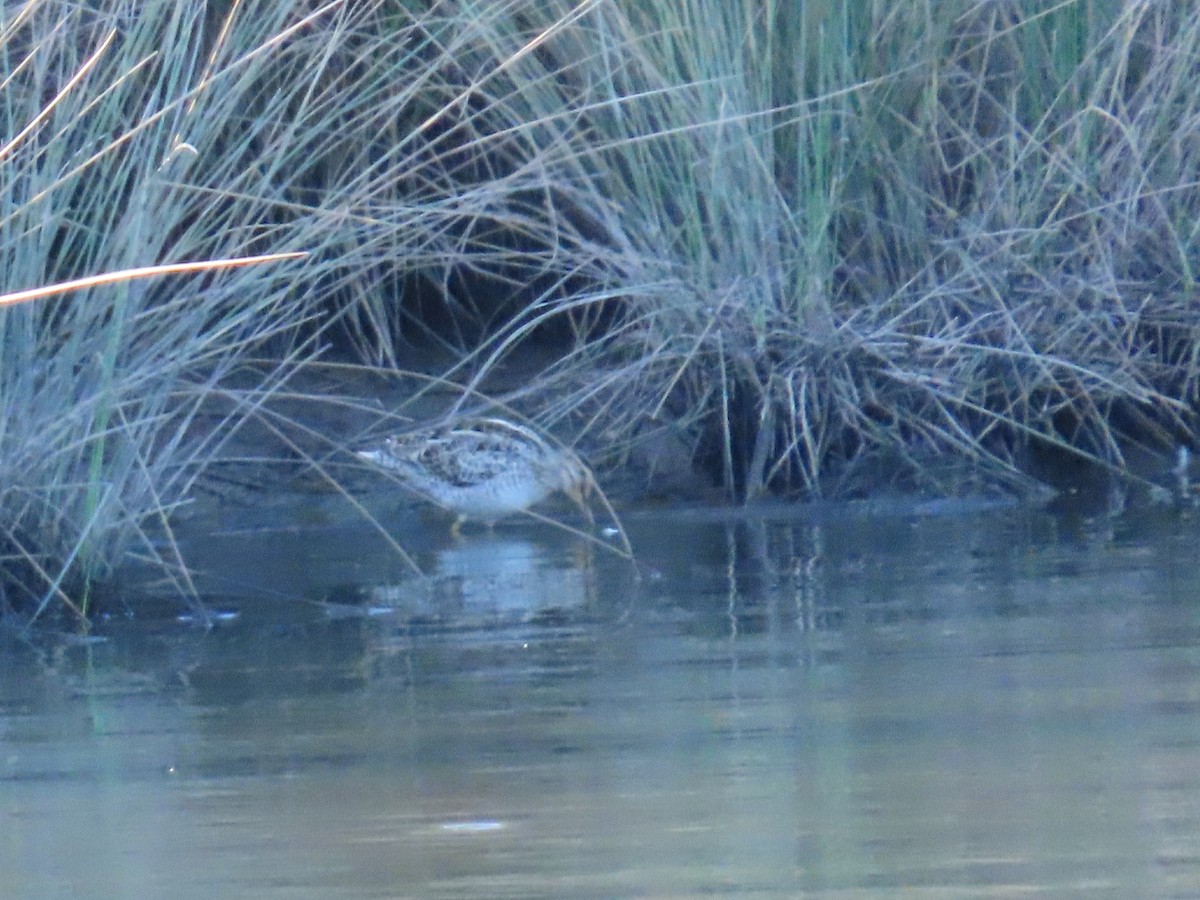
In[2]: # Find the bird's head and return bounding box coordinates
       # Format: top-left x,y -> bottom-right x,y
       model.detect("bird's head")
558,453 -> 596,521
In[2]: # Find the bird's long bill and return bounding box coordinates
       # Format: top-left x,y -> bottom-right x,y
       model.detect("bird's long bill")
357,448 -> 384,464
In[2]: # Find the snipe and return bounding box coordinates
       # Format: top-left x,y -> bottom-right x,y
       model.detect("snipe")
357,417 -> 594,530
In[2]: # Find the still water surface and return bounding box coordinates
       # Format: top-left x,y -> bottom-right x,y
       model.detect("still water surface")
4,501 -> 1200,897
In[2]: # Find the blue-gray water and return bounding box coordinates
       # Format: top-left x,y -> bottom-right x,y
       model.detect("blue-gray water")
4,501 -> 1200,897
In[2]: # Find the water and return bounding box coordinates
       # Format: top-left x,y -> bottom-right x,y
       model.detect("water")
4,501 -> 1200,897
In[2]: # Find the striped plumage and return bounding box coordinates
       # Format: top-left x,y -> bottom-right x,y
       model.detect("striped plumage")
357,418 -> 593,528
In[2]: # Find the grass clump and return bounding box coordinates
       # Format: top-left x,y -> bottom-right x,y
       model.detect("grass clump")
0,2 -> 322,623
403,0 -> 1200,501
0,0 -> 518,624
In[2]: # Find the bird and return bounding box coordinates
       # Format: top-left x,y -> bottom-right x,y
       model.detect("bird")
356,417 -> 595,532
